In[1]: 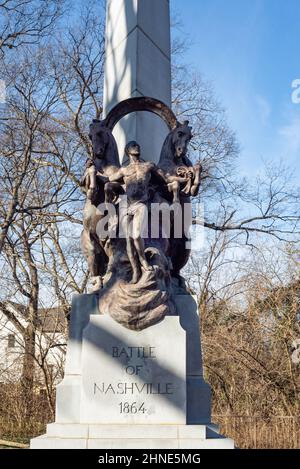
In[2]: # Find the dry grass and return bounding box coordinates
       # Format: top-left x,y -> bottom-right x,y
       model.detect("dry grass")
0,384 -> 51,445
1,412 -> 299,449
214,415 -> 300,449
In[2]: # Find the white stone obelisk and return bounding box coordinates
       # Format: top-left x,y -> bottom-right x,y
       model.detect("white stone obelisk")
103,0 -> 171,163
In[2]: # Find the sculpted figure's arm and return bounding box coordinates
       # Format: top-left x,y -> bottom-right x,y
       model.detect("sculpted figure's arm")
80,159 -> 93,188
190,161 -> 202,197
156,165 -> 188,184
156,161 -> 202,202
80,160 -> 98,200
104,168 -> 126,204
151,166 -> 168,185
108,167 -> 125,183
81,159 -> 110,200
80,169 -> 90,190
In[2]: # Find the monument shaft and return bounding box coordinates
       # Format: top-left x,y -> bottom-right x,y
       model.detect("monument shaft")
103,0 -> 172,163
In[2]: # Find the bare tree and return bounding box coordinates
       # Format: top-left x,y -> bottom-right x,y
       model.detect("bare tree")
0,1 -> 299,448
0,32 -> 89,417
0,0 -> 65,55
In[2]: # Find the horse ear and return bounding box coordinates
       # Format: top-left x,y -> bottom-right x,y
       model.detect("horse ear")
183,120 -> 190,126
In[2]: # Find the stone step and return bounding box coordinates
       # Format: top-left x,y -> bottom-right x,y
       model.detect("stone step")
30,424 -> 234,449
31,435 -> 234,450
46,423 -> 207,439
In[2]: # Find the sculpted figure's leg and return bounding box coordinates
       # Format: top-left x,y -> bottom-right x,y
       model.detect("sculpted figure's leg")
132,205 -> 153,272
167,180 -> 180,203
86,167 -> 97,200
121,213 -> 141,283
82,203 -> 98,277
191,165 -> 202,196
81,229 -> 103,292
127,237 -> 140,284
182,178 -> 192,195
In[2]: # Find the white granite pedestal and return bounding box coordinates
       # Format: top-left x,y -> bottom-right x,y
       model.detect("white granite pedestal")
30,294 -> 234,449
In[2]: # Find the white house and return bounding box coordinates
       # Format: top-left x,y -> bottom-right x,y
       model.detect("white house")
0,301 -> 67,389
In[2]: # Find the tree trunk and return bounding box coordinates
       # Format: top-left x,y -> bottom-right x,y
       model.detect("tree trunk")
21,323 -> 36,421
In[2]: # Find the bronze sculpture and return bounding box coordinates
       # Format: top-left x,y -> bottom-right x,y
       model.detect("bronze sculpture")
80,97 -> 202,330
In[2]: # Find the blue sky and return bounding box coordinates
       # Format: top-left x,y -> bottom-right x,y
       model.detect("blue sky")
172,0 -> 300,178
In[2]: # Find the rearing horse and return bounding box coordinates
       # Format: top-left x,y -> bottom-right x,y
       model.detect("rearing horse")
158,121 -> 202,278
158,120 -> 202,202
80,119 -> 120,290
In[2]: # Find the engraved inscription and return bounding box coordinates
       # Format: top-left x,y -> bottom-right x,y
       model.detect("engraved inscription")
93,346 -> 175,414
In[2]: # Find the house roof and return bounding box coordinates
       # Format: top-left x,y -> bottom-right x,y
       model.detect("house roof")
4,301 -> 68,333
36,307 -> 68,333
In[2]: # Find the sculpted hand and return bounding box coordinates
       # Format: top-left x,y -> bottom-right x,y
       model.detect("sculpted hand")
177,167 -> 189,179
194,161 -> 202,172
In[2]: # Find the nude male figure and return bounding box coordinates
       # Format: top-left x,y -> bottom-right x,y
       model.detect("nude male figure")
108,141 -> 162,284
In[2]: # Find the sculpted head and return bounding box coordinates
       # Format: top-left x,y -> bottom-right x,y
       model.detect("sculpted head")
89,119 -> 111,159
172,121 -> 193,158
125,141 -> 141,161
